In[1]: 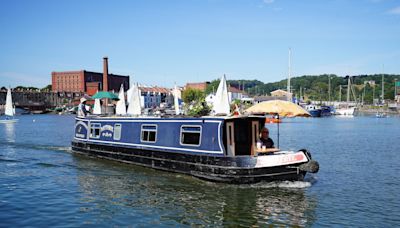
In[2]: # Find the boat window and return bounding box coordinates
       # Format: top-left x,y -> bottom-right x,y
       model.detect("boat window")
90,123 -> 101,138
141,124 -> 157,143
114,124 -> 122,140
180,125 -> 201,146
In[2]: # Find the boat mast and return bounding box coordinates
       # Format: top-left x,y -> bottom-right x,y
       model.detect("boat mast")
381,64 -> 384,103
346,76 -> 351,106
328,76 -> 331,104
287,48 -> 292,102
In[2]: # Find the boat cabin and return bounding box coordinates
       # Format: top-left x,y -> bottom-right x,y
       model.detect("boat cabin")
74,115 -> 266,157
224,116 -> 265,156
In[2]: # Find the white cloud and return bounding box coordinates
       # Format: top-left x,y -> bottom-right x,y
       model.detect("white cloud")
263,0 -> 275,4
387,6 -> 400,15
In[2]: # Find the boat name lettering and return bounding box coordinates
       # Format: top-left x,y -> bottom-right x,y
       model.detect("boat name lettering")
101,125 -> 114,132
256,152 -> 308,168
102,132 -> 113,138
279,153 -> 305,164
75,133 -> 85,138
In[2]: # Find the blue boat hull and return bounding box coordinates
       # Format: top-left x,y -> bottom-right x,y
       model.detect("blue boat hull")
72,140 -> 311,184
308,109 -> 321,117
320,106 -> 333,117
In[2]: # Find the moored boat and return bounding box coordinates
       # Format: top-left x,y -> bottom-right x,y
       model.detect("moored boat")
72,115 -> 319,184
336,107 -> 356,116
320,105 -> 333,117
305,105 -> 321,117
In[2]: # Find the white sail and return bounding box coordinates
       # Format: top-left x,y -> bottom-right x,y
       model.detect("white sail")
212,75 -> 230,115
174,84 -> 180,115
127,83 -> 141,115
5,88 -> 14,116
93,99 -> 102,114
116,84 -> 127,115
126,83 -> 134,104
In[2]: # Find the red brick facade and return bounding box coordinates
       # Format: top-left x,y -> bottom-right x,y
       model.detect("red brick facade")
52,71 -> 129,96
185,82 -> 209,91
52,71 -> 84,93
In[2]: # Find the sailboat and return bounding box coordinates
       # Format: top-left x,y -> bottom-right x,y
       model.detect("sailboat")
115,84 -> 127,115
93,98 -> 102,115
336,76 -> 356,116
0,88 -> 18,123
127,83 -> 141,116
212,75 -> 230,115
173,84 -> 180,115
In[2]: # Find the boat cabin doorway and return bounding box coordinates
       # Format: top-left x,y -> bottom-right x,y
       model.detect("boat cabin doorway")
225,117 -> 264,156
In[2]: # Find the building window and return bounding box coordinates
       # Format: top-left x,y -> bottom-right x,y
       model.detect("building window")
141,124 -> 157,143
114,124 -> 122,140
180,125 -> 202,146
90,123 -> 101,138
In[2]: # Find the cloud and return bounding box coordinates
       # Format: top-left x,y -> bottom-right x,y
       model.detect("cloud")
387,6 -> 400,15
263,0 -> 275,4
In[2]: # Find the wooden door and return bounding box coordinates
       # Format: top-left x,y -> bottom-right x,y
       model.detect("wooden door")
226,122 -> 235,156
251,121 -> 259,156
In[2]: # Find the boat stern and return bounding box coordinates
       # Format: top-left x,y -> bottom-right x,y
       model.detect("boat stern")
255,149 -> 319,174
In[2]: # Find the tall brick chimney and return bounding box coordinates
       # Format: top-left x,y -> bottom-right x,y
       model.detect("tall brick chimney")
103,56 -> 109,91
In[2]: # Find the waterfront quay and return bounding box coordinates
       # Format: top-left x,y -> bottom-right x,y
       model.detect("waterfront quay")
0,90 -> 83,113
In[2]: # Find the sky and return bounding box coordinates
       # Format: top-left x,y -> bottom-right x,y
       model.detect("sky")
1,0 -> 400,88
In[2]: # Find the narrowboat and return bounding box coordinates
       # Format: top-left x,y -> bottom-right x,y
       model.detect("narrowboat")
71,115 -> 319,184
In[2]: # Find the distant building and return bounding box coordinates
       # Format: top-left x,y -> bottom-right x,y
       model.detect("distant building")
205,87 -> 248,106
185,82 -> 210,91
253,96 -> 286,104
364,80 -> 376,86
52,57 -> 129,96
270,89 -> 292,98
139,86 -> 173,108
228,86 -> 248,101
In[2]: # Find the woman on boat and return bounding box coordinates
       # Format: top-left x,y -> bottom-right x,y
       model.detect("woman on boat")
258,127 -> 274,148
78,97 -> 90,117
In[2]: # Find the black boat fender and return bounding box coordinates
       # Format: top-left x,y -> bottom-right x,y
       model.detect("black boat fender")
299,160 -> 319,173
298,149 -> 319,173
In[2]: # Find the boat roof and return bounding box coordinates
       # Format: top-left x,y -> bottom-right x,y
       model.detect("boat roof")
79,114 -> 266,121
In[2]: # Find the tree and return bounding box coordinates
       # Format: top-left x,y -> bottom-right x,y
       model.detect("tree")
181,88 -> 211,116
182,88 -> 204,103
41,84 -> 52,92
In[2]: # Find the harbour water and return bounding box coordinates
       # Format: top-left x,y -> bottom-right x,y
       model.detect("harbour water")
1,114 -> 399,227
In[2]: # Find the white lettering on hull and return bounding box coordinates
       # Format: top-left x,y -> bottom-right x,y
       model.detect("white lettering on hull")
255,152 -> 308,168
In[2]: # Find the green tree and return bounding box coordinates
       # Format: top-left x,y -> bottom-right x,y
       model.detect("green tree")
41,84 -> 52,92
181,88 -> 211,116
182,88 -> 205,103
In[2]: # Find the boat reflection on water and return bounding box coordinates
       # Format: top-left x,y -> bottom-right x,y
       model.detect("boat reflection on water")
73,155 -> 317,226
3,122 -> 16,143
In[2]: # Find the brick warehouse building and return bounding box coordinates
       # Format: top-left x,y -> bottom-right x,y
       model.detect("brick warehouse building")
52,57 -> 129,95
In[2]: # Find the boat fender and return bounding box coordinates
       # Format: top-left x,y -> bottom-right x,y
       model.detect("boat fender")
299,160 -> 319,173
